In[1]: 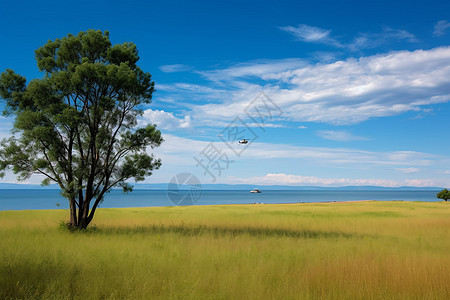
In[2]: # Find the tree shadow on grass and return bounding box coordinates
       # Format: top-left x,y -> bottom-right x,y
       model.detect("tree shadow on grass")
86,224 -> 364,239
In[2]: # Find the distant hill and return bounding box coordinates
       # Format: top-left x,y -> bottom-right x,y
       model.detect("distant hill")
0,182 -> 443,191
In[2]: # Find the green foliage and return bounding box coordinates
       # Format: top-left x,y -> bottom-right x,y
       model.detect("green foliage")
0,69 -> 27,115
437,189 -> 450,201
0,30 -> 163,228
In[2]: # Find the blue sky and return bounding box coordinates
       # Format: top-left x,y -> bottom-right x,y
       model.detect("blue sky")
1,0 -> 450,187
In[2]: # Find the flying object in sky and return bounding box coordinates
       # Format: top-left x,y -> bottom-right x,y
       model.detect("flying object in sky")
239,139 -> 249,144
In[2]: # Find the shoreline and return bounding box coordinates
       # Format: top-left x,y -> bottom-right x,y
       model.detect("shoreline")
2,199 -> 446,212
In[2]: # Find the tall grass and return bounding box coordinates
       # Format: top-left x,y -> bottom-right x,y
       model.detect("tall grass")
1,201 -> 449,299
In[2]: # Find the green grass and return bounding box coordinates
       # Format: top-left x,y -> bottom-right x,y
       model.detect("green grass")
1,201 -> 450,299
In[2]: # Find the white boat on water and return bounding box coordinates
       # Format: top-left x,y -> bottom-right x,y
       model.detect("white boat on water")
250,188 -> 261,193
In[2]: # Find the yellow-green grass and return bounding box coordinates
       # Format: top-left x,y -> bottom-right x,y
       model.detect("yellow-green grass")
1,201 -> 450,299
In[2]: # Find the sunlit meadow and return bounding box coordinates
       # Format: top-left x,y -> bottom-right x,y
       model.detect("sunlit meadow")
1,201 -> 450,299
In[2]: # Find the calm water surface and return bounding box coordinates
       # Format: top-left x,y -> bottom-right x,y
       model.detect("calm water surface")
0,189 -> 441,211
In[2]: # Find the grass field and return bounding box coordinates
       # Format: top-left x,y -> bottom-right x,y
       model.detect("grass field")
1,201 -> 450,299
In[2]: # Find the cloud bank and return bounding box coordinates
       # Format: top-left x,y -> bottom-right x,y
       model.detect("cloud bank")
164,46 -> 450,127
227,173 -> 444,188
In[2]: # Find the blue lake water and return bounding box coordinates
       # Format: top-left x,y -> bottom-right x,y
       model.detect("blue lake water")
0,189 -> 442,211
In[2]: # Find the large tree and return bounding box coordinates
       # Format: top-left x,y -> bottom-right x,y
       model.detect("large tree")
0,30 -> 163,229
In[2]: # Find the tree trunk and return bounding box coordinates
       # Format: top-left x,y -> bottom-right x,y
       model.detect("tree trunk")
78,197 -> 92,229
68,197 -> 78,228
78,216 -> 89,229
67,196 -> 94,230
71,211 -> 91,229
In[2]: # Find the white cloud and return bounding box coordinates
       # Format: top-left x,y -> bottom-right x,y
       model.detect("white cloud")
226,173 -> 443,187
280,24 -> 417,51
246,143 -> 436,167
383,27 -> 418,42
317,130 -> 368,142
159,64 -> 191,73
396,167 -> 420,173
350,27 -> 418,51
434,20 -> 450,37
140,109 -> 192,130
279,24 -> 342,47
199,58 -> 306,82
310,51 -> 341,63
243,123 -> 286,128
157,83 -> 227,96
189,46 -> 450,125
